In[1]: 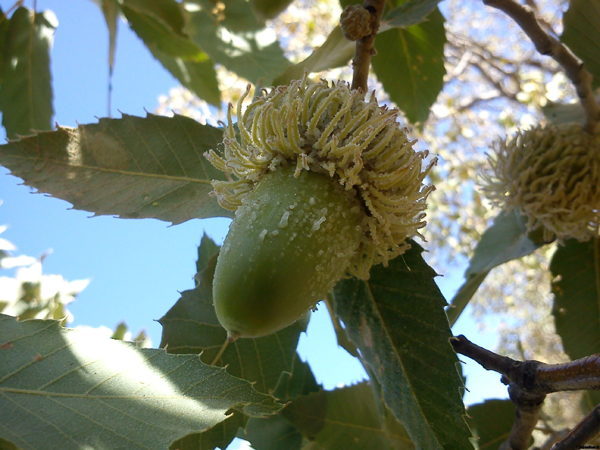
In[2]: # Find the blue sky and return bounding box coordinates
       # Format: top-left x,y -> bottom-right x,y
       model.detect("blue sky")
0,1 -> 508,447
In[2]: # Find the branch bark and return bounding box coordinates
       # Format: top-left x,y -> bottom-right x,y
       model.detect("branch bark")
499,383 -> 546,450
451,335 -> 600,449
340,0 -> 385,93
551,405 -> 600,450
482,0 -> 600,133
451,335 -> 600,395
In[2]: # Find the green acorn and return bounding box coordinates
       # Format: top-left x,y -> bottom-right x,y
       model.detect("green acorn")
213,166 -> 363,339
206,76 -> 435,339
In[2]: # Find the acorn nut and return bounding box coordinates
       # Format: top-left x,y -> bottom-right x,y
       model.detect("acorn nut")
213,165 -> 363,340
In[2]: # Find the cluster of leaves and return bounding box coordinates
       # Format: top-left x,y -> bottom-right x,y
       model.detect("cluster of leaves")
1,0 -> 600,449
0,108 -> 472,449
0,0 -> 449,141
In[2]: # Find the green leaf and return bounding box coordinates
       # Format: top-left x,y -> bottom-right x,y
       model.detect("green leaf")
146,44 -> 221,107
193,0 -> 263,33
183,0 -> 290,85
0,8 -> 11,83
339,0 -> 362,8
159,236 -> 307,394
551,237 -> 600,410
541,90 -> 600,126
169,414 -> 247,450
242,356 -> 320,450
273,26 -> 354,86
340,0 -> 442,29
111,321 -> 128,340
0,314 -> 282,450
551,237 -> 600,360
283,382 -> 413,449
542,100 -> 587,126
195,233 -> 220,274
467,211 -> 545,275
369,370 -> 416,450
244,415 -> 306,450
447,209 -> 547,325
383,0 -> 442,28
0,113 -> 233,224
0,7 -> 56,139
274,2 -> 444,87
326,294 -> 360,358
99,0 -> 119,75
123,0 -> 187,35
447,271 -> 489,326
122,4 -> 204,59
371,8 -> 446,124
466,400 -> 521,450
382,405 -> 415,450
561,0 -> 600,89
0,438 -> 20,450
333,240 -> 473,450
119,0 -> 221,106
272,355 -> 320,401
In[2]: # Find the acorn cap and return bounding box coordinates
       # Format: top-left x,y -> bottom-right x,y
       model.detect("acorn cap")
481,123 -> 600,242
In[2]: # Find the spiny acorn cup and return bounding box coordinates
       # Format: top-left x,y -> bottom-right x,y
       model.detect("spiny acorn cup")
481,123 -> 600,242
205,76 -> 436,339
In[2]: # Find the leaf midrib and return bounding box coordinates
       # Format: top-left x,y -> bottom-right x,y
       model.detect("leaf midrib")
594,237 -> 600,330
0,387 -> 234,400
362,278 -> 441,446
4,154 -> 214,184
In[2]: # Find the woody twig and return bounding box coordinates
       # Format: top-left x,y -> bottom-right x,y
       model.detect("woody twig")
340,0 -> 385,93
451,335 -> 600,449
482,0 -> 600,133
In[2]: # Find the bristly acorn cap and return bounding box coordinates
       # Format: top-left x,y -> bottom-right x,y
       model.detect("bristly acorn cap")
481,123 -> 600,242
205,75 -> 436,279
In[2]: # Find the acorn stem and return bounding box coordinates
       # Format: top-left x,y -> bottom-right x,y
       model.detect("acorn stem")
211,337 -> 232,365
349,0 -> 385,93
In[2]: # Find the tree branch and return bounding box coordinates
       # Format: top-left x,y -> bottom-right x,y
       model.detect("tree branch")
456,91 -> 503,113
450,335 -> 600,395
470,59 -> 519,102
448,30 -> 560,74
482,0 -> 600,133
551,405 -> 600,450
499,383 -> 546,450
340,1 -> 385,93
452,335 -> 600,449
